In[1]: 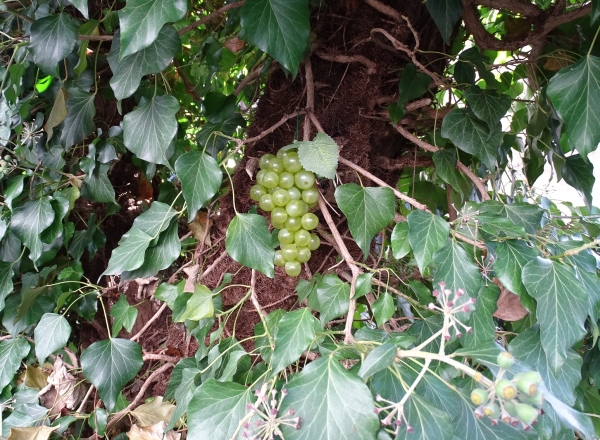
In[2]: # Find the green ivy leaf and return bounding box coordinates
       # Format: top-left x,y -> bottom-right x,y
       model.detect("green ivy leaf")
29,14 -> 79,76
433,149 -> 467,192
424,0 -> 463,44
522,258 -> 587,373
476,214 -> 528,239
81,338 -> 143,411
118,0 -> 187,58
271,308 -> 320,375
81,163 -> 117,204
335,184 -> 395,258
547,55 -> 600,159
316,275 -> 350,326
131,201 -> 178,237
255,309 -> 285,363
355,272 -> 373,300
0,338 -> 30,390
176,284 -> 214,322
60,87 -> 96,149
240,0 -> 309,75
154,283 -> 178,309
123,95 -> 179,165
110,295 -> 138,337
0,262 -> 15,312
226,213 -> 274,278
101,228 -> 154,276
441,108 -> 502,170
397,394 -> 454,440
407,210 -> 450,273
592,0 -> 600,24
196,114 -> 247,157
433,242 -> 481,296
493,240 -> 537,309
577,269 -> 600,323
187,379 -> 252,440
358,342 -> 397,380
296,132 -> 339,179
10,197 -> 55,265
463,85 -> 511,131
175,151 -> 223,222
479,201 -> 544,234
398,64 -> 431,103
372,292 -> 395,326
562,154 -> 594,210
45,88 -> 68,142
167,367 -> 199,430
279,356 -> 380,439
68,0 -> 89,18
108,26 -> 181,100
461,283 -> 499,348
34,313 -> 71,363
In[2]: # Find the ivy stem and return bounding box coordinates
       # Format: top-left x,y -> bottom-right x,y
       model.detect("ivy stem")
588,24 -> 600,56
549,238 -> 600,259
4,9 -> 34,23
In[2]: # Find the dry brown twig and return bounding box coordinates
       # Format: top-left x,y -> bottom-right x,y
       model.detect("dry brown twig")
315,51 -> 377,75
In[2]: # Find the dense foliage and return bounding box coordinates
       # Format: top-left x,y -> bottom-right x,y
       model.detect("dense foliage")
1,0 -> 600,438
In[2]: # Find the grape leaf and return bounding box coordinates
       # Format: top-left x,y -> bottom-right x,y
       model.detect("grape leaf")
296,132 -> 339,179
29,14 -> 79,76
407,210 -> 450,273
226,213 -> 274,278
34,313 -> 71,363
271,308 -> 320,375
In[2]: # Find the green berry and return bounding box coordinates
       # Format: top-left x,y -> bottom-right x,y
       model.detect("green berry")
274,251 -> 286,267
495,379 -> 517,400
470,388 -> 489,406
515,403 -> 538,426
497,352 -> 515,369
482,402 -> 500,419
296,247 -> 311,263
516,377 -> 538,397
285,261 -> 301,277
250,184 -> 267,201
259,153 -> 275,170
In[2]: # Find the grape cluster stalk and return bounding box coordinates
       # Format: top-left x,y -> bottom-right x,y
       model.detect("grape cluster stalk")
250,149 -> 321,277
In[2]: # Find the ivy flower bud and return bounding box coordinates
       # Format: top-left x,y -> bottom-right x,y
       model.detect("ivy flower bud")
495,379 -> 517,400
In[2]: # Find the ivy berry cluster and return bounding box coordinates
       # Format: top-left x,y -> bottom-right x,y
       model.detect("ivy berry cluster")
0,155 -> 16,179
250,148 -> 321,277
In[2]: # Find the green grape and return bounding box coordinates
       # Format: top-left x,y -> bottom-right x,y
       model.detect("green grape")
288,187 -> 301,200
272,189 -> 291,207
279,172 -> 295,189
256,170 -> 266,186
281,244 -> 298,261
309,234 -> 320,250
259,194 -> 275,212
285,216 -> 302,232
285,261 -> 301,277
301,188 -> 319,204
307,202 -> 317,209
285,200 -> 304,217
274,250 -> 286,267
276,148 -> 289,159
271,207 -> 288,224
278,228 -> 294,245
297,247 -> 311,263
294,229 -> 311,247
298,200 -> 309,216
259,153 -> 275,170
250,184 -> 267,201
272,220 -> 286,230
268,157 -> 285,174
262,171 -> 280,189
283,154 -> 303,173
294,170 -> 316,190
301,213 -> 319,230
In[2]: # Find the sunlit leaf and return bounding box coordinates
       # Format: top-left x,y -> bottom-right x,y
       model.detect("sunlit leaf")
296,132 -> 339,179
271,308 -> 320,375
175,284 -> 214,322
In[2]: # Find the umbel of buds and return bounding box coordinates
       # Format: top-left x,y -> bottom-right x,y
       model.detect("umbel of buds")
242,384 -> 301,439
428,282 -> 475,339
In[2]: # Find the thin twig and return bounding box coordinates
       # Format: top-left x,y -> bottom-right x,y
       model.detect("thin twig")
178,1 -> 245,36
131,303 -> 168,342
303,58 -> 315,141
250,270 -> 274,349
315,51 -> 377,75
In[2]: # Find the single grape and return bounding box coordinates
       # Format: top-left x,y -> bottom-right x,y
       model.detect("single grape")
285,216 -> 302,232
294,170 -> 316,190
307,202 -> 317,210
259,154 -> 275,170
272,189 -> 291,207
262,171 -> 280,189
271,207 -> 288,224
294,229 -> 311,247
283,154 -> 303,173
272,220 -> 286,230
278,228 -> 294,245
276,148 -> 289,159
250,184 -> 267,202
301,188 -> 319,204
297,247 -> 311,263
274,250 -> 286,267
281,244 -> 298,261
259,194 -> 275,212
288,187 -> 301,200
279,172 -> 295,189
256,169 -> 266,186
285,261 -> 301,277
301,213 -> 319,230
308,234 -> 320,250
285,200 -> 304,217
268,157 -> 285,174
298,200 -> 309,216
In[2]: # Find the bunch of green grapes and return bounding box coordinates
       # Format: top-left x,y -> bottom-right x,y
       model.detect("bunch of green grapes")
250,148 -> 321,277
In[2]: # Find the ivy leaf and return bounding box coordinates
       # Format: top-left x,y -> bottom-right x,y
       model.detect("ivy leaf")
522,258 -> 587,373
372,293 -> 395,326
316,275 -> 350,326
441,108 -> 502,170
240,0 -> 309,75
226,213 -> 274,278
296,132 -> 339,179
424,0 -> 463,44
547,55 -> 600,159
110,295 -> 138,337
279,356 -> 380,439
510,327 -> 580,405
433,242 -> 481,296
358,342 -> 397,380
123,95 -> 179,165
397,394 -> 454,440
10,197 -> 55,265
81,338 -> 143,411
577,269 -> 600,323
592,0 -> 600,25
101,228 -> 154,277
562,154 -> 595,210
81,163 -> 117,204
461,284 -> 499,348
131,201 -> 178,237
463,85 -> 512,131
271,308 -> 321,375
493,240 -> 538,306
45,88 -> 68,142
68,0 -> 89,19
176,284 -> 214,322
175,151 -> 223,222
398,63 -> 431,103
335,184 -> 395,258
479,201 -> 544,234
118,0 -> 187,59
0,338 -> 30,390
0,262 -> 15,312
29,14 -> 79,76
130,396 -> 175,426
59,87 -> 96,150
433,149 -> 466,191
187,380 -> 252,439
476,214 -> 527,239
7,426 -> 58,439
166,367 -> 199,430
407,210 -> 450,273
390,222 -> 411,259
34,313 -> 71,363
108,26 -> 181,100
196,114 -> 247,158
